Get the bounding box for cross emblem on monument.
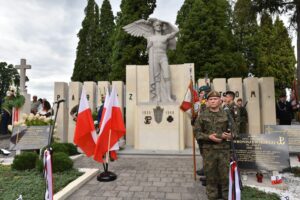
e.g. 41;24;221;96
15;59;31;93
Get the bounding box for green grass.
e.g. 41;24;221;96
291;167;300;177
0;165;83;200
241;186;280;200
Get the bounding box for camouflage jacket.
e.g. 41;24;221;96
224;102;240;133
193;108;234;149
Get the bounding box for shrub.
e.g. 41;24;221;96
12;152;38;171
291;167;300;177
62;143;79;156
52;152;73;172
41;143;78;156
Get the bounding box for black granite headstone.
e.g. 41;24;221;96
265;125;300;153
9;126;51;150
234;133;290;171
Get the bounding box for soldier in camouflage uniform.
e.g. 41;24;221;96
194;90;234;200
223;91;240;137
237;98;248;134
195;85;211;183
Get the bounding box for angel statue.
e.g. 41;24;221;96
123;18;179;102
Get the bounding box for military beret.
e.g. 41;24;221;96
199;85;211;92
207;90;221;99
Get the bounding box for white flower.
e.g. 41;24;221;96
44;118;51;123
39;116;46;120
9;85;16;92
29;113;34;118
35;114;40;118
8;125;13;132
22;113;28;120
6;91;11;96
53;128;57;133
27;116;33;121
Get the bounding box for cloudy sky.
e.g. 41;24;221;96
0;0;184;103
0;0;295;103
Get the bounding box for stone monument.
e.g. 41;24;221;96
124;18;194;150
15;59;31;116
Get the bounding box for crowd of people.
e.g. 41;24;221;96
0;95;53;135
30;95;53;117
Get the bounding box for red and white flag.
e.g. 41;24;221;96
74;88;97;157
43;149;53;200
228;161;241;200
180;80;199;118
94;87;125;163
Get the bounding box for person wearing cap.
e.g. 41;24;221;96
276;92;293;125
236;98;248;134
193;90;234;200
223;91;240;137
196;85;211;185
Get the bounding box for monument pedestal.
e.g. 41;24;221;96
135;103;184;150
126;63;195;150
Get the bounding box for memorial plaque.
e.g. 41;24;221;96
9;126;51;150
265;125;300;153
234;133;290;171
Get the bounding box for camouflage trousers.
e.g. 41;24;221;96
202;148;230;200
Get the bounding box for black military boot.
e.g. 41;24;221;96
196;168;204;176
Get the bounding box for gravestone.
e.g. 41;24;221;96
83;82;96;112
9;125;51;150
68;82;82;143
15;59;31;116
244;77;261;134
97;81;110;109
227;78;243;102
234;133;290;171
197;78;210;89
126;65;137;146
259;77;276;129
212;78;227;98
54;82;68;142
265;125;300;153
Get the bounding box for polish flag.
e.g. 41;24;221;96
74;88;97;157
180;80;199;118
228;161;241;200
94;87;125;163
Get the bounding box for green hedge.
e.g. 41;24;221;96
11;152;38;171
52;152;73;172
42;143;78;156
0;165;83;200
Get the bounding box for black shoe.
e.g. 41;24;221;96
200;176;206;182
196;168;204;176
201;179;206;186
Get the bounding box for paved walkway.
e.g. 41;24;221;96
67;155;208;200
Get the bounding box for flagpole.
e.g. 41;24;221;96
105;129;112;172
189;68;197;181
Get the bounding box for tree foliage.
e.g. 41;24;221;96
0;62;20;101
256;13;296;94
233;0;259;74
171;0;246;79
110;0;156;81
252;0;299;93
72;0;101;82
96;0;115;81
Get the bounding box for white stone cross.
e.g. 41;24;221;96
15;59;31;93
